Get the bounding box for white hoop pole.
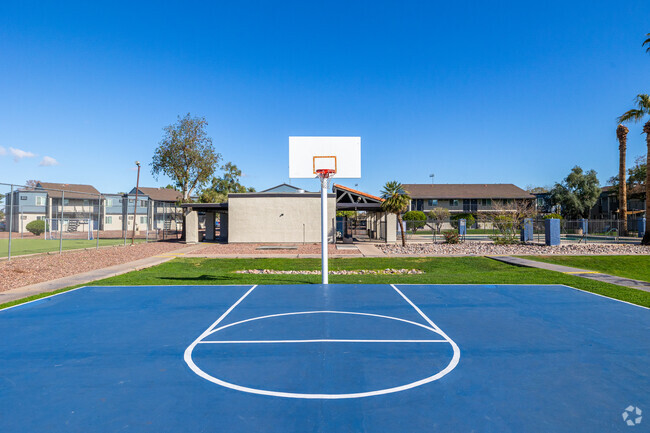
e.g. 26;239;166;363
320;175;328;284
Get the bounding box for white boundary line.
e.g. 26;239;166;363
392;283;650;311
0;284;256;313
184;291;461;399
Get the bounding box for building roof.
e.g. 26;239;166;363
36;182;101;199
402;184;535;199
132;187;183;202
260;183;310;193
333;184;384;202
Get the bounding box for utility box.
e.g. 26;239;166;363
639;218;646;238
458;219;466;237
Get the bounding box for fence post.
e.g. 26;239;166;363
7;185;13;261
639;218;646;238
521;218;533;243
459;218;466;241
59;191;64;254
545;218;561;246
96;195;100;249
580;219;588;244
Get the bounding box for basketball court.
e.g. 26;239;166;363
1;283;648;432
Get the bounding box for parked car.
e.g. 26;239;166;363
0;221;6;231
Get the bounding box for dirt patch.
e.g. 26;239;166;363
0;241;186;292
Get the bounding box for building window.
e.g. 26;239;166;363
450;199;459;206
481;199;491;206
140;200;147;207
35;196;45;206
83;200;89;206
129;199;134;204
140;216;146;224
36;216;44;221
20;195;27;200
106;198;113;207
105;216;113;224
428;199;438;206
64;199;69;206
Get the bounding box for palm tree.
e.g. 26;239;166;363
617;124;629;235
380;181;411;246
644;33;650;53
618;94;650;245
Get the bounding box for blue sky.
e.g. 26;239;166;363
1;1;649;195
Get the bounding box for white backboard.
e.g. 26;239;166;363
289;136;361;178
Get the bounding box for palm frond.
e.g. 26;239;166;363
618;109;645;124
644;33;650;53
635;94;650;110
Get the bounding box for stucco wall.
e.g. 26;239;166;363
228;194;336;243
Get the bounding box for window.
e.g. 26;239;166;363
83;200;89;206
128;215;133;220
36;216;44;221
450;199;459;206
428;199;438;206
140;216;146;224
129;199;134;204
140;200;147;207
35;196;45;206
64;199;69;206
105;216;113;224
20;195;27;200
106;198;113;207
481;199;491;206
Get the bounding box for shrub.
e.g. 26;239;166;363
403;210;426;233
489;234;520;245
26;219;47;236
443;230;461;244
542;213;562;220
450;213;475;229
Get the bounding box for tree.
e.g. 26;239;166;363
151;113;221;202
199;162;256;203
380;181;411;246
617;124;630;234
618;94;650;244
403;210;426;233
549;166;600;219
525;185;550;194
25;180;40;189
644;33;650;53
427;207;450;234
628;155;647;189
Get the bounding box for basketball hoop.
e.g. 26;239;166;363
315;168;336;178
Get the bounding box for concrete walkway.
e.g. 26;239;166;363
0;244;205;305
490;256;650;293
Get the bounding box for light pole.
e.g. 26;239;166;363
131;161;141;246
429;173;435;184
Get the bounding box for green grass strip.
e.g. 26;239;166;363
523;255;650;283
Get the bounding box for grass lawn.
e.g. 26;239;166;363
0;238;145;257
3;257;647;311
524;255;650;283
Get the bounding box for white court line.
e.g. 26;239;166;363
198;339;448;344
184;285;462;399
206;310;439;336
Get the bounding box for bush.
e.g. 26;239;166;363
450;213;475;229
26;219;47;236
403;210;426;232
443;230;461;244
542;213;562;220
489;234;520;245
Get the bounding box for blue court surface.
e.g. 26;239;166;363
1;283;648;432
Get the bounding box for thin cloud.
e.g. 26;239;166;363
0;146;6;156
39;156;59;167
9;147;36;162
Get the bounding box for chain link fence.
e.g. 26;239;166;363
1;182;183;260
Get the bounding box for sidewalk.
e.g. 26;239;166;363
0;244;204;305
489;256;650;293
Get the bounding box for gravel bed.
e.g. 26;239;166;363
377;242;650;256
235;268;423;275
0;241;186;292
190;243;360;255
